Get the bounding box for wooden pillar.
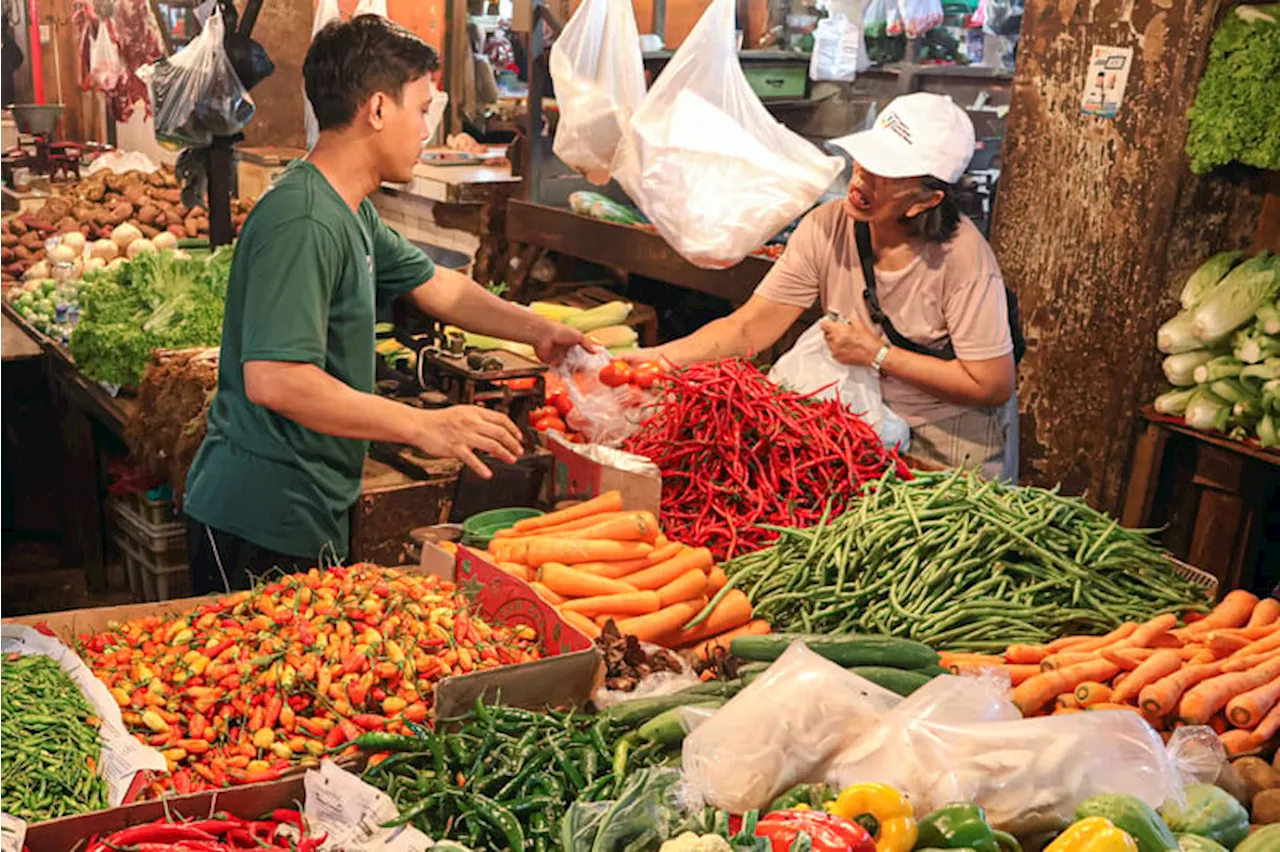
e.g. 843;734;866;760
989;0;1265;512
240;0;313;149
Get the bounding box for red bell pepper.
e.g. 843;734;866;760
755;809;876;852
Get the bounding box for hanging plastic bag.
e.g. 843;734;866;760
808;15;862;82
141;6;254;147
885;0;904;35
550;0;646;186
897;0;944;37
768;320;911;451
88;23;127;92
612;0;842;269
304;0;341;149
863;0;890;35
353;0;388;17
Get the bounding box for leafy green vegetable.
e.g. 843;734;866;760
1185;5;1280;174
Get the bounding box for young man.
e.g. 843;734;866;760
184;15;585;592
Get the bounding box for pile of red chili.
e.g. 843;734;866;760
81;809;323;852
623;358;911;560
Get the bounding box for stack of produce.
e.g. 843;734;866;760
623;357;911;560
443;298;636;361
75;564;542;794
729;632;948;697
1154;251;1280;447
721;469;1210;652
1;653;110;821
82;809;326;851
5;276;84;342
486;491;769;650
971;590;1280;752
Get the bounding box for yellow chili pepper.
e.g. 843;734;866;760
825;783;917;852
140;710;170;734
252;727;275;749
1045;817;1139;852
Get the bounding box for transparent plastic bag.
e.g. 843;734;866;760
768;320;911;451
142;6;254;147
682;642;900;813
612;0;841;269
550;0;646;185
592;639;702;709
304;0;341;149
88;23;127;92
559;768;695;851
897;0;944;37
554;346;649;445
864;0;890;34
808;15;861;82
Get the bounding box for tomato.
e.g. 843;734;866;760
631;363;664;389
529;406;557;423
599;361;633;388
534;416;567;433
548;389;574;417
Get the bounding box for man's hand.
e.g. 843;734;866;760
615;347;672;367
535;323;589;365
413;405;524;479
821;317;883;367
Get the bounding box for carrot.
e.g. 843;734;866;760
1004;644;1050;665
559;609;601;639
621;548;715;591
659;590;755;649
616;599;705;644
1045;634;1104;652
594;615;612;627
1226;673;1280;728
525;539;653;567
644;542;686;566
940;652;1005;670
1075;681;1113;707
1043;651;1105;670
1206;633;1250;658
1119;613;1178;649
1053;707;1084;715
1139;661;1225;717
1148;632;1185;649
1012;659;1121;715
654;534;669;549
1184;589;1260;634
706;566;728;593
538;563;637;598
495;561;532;582
529;582;566;606
1053;622;1139;654
1178;656;1280;724
494;511;629;539
1001;664;1042;686
1218;728;1263;757
575;558;656;580
561;590;662;618
1055;693;1081;711
1252;694;1280;741
1111;649;1183;705
1222;628;1280;669
1100;647;1154;670
656;569;709;608
1247;596;1280;627
512;491;623;533
688;620;771;660
561;511;661;543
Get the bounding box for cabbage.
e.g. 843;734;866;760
1154;387;1196;416
1157;310;1202;354
1192;252;1280;343
1179;250;1243;310
1163;350;1215;386
1184;388;1230;432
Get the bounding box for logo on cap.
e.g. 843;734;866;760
880;111;913;145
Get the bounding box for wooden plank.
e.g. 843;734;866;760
1120;421;1168;528
506;199;773;306
2;314;43;360
1187;488;1243;582
1143;406;1280;468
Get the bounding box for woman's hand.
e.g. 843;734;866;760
820;317;884;367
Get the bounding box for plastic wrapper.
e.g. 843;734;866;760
895;0;944;36
682;642;900;814
554;346;651;446
550;0;646;185
88;24;127;92
140;6;255;148
560;768;700;851
826;673;1222;836
612;0;841;269
768;320;911;451
592;639;702;709
304;0;341;149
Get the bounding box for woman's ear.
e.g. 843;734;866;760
905;187;945;219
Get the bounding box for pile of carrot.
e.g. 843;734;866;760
486;491;771;653
941;590;1280;755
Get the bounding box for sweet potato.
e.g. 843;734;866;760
8;218;27;236
137;203;160;225
123;183;149;204
0;247;13;264
155;188;182;204
166;224;188;239
1;232;17;248
56;216;80;234
12;245;32;262
137;223;160;238
19;231;43;250
82;180;106;202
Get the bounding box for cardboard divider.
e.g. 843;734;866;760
546;432;661;517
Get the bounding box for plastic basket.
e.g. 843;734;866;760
109;497;185;558
1168;556;1219;600
111;530;189;602
132;491;181;526
462;507;543;537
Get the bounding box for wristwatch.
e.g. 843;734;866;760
871;344;891;373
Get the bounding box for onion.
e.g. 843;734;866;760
83;256;106;272
47;244;78;264
152;231;178;251
60;232;87;254
126;238;157;259
111;223;143;252
90;239;119;260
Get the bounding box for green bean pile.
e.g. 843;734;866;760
726;470;1211;652
1;653;110;821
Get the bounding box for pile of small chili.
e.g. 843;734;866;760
623;358;910;560
74;564;542;795
81;809;324;852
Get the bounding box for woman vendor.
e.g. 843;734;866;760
625;93;1021;479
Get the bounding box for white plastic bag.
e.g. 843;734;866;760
141;6;255;147
353;0;388;17
768;320;911;451
897;0;944;37
88;23;127;92
682;642;900;813
612;0;841;269
808;16;862;82
550;0;646;185
304;0;341;149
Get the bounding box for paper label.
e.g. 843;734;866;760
1080;45;1133;119
304;761;433;852
0;814;27;852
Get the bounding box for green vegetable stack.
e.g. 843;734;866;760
1185;4;1280;174
1153;251;1280;447
0;653;110;822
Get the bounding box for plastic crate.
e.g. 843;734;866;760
107;497;189;601
111;530;189;602
132;491;181;526
109;497;185;562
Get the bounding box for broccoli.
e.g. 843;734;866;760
1185;4;1280;174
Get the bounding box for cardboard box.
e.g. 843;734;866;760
546;432;662;518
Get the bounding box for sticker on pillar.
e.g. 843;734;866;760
1080;45;1133;119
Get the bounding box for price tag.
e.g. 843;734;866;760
304;762;431;852
1;814;27;852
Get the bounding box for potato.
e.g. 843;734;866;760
1255;788;1280;825
1220;760;1256;808
82;181;106;202
90;238;118;260
1235;757;1279;804
83;256;106;272
22;260;48;280
106;257;125;271
47;244;78;264
64;229;91;253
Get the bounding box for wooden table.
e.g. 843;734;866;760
1122;406;1280;595
2;314;42;361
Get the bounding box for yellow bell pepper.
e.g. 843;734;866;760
825;783;917;852
1046;817;1140;852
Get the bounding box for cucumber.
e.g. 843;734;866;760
730;634;939;669
635;700;723;746
914;664;951;677
599;681;739;727
847;666;934;696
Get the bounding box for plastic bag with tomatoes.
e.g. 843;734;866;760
545;347;662;446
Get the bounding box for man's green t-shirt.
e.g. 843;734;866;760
184;161;436;560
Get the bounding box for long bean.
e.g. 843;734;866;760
725;471;1211;651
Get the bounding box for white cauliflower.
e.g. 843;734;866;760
659;832;732;852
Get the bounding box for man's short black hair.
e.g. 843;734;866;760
303;15;440;131
904;176;962;243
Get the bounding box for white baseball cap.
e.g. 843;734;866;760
830;93;976;184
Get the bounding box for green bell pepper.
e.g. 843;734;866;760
1235;825;1280;852
1076;794;1178;852
915;803;1020;852
1159;784;1250;850
769;783;834;814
